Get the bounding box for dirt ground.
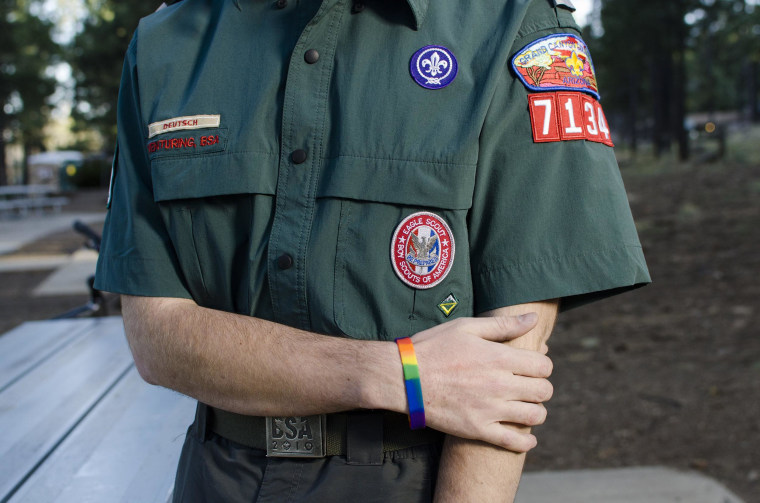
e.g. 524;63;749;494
1;159;758;500
526;157;760;501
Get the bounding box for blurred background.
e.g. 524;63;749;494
0;0;758;501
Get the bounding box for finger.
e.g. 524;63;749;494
541;342;549;355
498;401;548;427
503;348;554;378
466;313;538;343
480;424;538;453
499;375;554;403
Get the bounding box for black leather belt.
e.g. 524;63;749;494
205;405;443;459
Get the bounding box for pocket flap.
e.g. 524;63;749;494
316;157;475;210
151;152;279;202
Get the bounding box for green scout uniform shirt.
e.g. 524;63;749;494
95;0;651;341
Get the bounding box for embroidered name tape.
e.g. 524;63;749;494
528;91;613;146
511;34;599;99
147;134;222;154
410;45;458;90
148;114;221;138
391;212;455;289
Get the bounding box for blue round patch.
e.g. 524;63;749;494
410;45;458;90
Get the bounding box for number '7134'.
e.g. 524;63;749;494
528;91;614;147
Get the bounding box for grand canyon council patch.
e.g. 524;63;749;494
511;34;599;99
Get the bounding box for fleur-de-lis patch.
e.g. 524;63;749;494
410;45;458;90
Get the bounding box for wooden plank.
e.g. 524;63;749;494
0;185;54;198
0;197;69;217
8;368;195;503
0;319;100;392
0;317;133;501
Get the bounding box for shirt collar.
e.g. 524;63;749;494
405;0;429;29
229;0;427;28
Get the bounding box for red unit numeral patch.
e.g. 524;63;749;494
528;92;613;147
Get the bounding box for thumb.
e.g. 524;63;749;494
470;313;538;343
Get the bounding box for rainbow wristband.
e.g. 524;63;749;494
395;337;426;430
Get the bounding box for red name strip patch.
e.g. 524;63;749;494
528;92;613;146
147;135;220;153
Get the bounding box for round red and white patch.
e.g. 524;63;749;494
391;212;455;290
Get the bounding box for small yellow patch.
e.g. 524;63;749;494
438;294;459;317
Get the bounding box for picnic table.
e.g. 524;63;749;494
0;317;195;503
0;318;746;503
0;185;69;218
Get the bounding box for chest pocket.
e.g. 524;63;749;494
150;151;279;314
318;157;477;341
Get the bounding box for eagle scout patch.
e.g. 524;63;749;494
391;212;455;289
438;293;459;317
511;34;599;99
410;45;458;90
147;114;221;138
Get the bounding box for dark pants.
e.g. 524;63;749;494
172;416;443;502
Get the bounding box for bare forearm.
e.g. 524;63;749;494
122;295;406;417
435;300;559;502
122;295;554;452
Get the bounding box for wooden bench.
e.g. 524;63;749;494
2;320;745;503
0;197;70;218
0;185;69;218
0;185;55;198
0;317;195;502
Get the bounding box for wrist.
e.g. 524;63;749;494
356;340;407;413
395;337;426;429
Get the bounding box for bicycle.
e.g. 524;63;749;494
50;220;113;319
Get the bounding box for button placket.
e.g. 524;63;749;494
267;0;347;329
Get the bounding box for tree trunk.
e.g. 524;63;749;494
628;72;638;154
0;114;7;186
674;29;689;161
0;136;7;186
22;142;37;185
651;55;672;158
750;61;759;123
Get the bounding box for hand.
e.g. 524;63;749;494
411;314;553;452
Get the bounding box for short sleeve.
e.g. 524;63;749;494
468;5;650;313
94;35;192;299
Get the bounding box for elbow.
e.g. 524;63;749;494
133;356;160;386
122;294;186;388
125;323;162;386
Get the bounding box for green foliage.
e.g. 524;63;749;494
588;0;760;159
0;0;60;183
68;0;162;149
686;1;760;114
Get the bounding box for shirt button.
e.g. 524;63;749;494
275;0;287;9
304;49;320;64
291;149;308;164
277;254;294;270
351;2;365;13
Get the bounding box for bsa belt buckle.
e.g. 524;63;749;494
266;414;326;458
